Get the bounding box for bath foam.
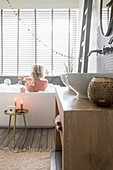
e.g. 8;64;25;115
0;83;59;93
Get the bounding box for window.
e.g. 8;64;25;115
0;9;79;76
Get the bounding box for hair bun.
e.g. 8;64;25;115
31;64;44;79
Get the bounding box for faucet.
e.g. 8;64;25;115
87;46;113;57
108;36;113;44
87;50;103;57
4;79;11;86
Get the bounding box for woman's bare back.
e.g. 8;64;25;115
25;78;48;92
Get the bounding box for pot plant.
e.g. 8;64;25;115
64;62;73;73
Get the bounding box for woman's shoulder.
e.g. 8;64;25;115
40;78;48;83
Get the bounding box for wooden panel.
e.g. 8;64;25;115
24;129;35;149
0;128;5;136
8;128;23;149
0;129;13;147
48;128;55;151
59;131;63;147
63;110;113;170
15;129;28;149
52;129;55;151
39;129;48;151
0;129;8;145
0;128;55;151
55;99;62;151
31;129;41;150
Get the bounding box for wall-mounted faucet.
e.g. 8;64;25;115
87;46;113;57
87;50;103;57
108;36;113;44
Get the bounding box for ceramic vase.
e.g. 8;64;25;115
87;77;113;106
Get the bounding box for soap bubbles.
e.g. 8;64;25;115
4;79;11;86
18;80;22;85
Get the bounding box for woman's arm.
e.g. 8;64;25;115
25;82;35;92
18;76;33;81
18;76;25;81
55;115;62;131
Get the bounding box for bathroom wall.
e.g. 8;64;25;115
97;27;113;73
0;76;64;86
88;0;113;73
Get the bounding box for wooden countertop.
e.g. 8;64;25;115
55;87;113;112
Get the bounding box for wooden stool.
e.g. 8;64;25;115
4;109;29;140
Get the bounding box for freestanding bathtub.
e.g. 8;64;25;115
0;84;56;127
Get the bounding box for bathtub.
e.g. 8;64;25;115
0;84;56;128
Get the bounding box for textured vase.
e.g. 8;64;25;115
87;77;113;106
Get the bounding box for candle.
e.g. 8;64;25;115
14;98;17;106
20;100;23;110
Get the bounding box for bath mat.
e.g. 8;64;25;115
0;151;50;170
0;146;53;152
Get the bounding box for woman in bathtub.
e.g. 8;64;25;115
19;64;48;92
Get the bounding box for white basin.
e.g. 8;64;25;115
60;74;69;87
65;73;113;98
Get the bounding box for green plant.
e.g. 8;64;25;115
64;63;73;73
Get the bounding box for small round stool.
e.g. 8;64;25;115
4;109;29;140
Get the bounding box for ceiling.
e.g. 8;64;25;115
0;0;80;9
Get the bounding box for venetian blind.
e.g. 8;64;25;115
3;9;17;75
0;10;1;74
0;9;79;76
53;9;68;75
102;8;108;34
19;9;35;75
70;9;78;73
36;9;51;74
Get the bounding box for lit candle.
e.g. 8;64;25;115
14;98;17;106
20;100;23;110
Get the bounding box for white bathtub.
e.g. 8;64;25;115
0;84;56;127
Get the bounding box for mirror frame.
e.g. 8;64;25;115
100;0;113;36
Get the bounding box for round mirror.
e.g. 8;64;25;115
100;0;113;36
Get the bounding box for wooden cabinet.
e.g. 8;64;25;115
55;87;113;170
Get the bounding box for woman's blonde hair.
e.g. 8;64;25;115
30;64;44;79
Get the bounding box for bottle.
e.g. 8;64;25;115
51;66;54;76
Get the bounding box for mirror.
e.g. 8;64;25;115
100;0;113;36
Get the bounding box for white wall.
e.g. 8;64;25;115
0;0;81;9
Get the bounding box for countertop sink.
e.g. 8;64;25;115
61;73;113;98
